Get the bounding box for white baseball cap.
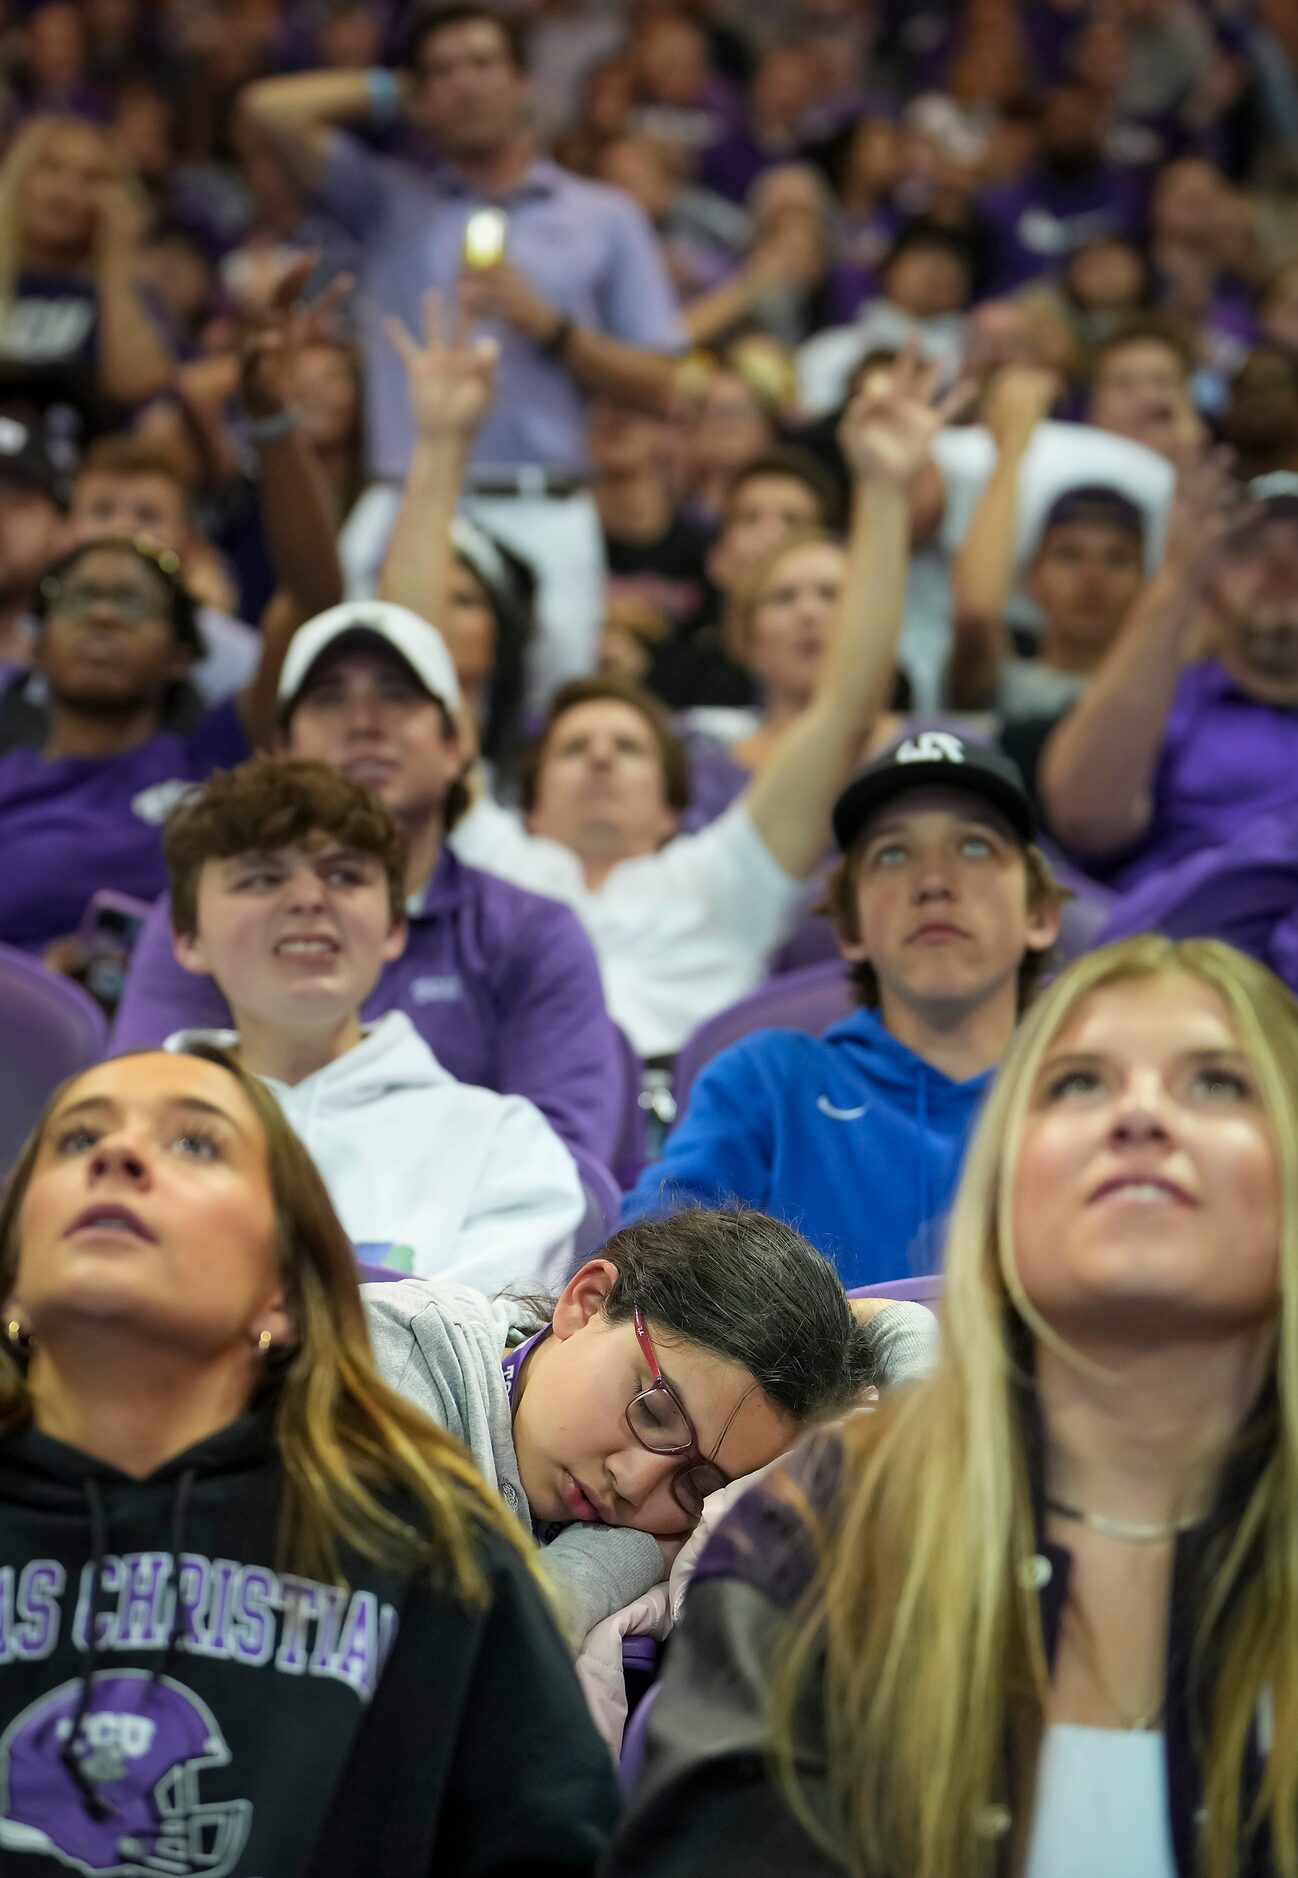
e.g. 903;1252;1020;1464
277;600;462;714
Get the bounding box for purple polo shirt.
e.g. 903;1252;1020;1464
110;845;621;1163
0;700;249;955
1088;660;1298;894
318;140;685;479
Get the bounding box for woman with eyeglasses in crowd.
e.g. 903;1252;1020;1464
610;936;1298;1878
0;1043;619;1877
364;1208;931;1638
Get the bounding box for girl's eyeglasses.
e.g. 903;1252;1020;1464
626;1308;730;1519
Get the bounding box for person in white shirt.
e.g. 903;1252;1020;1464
898;316;1179;707
159;752;583;1289
376;303;971;1060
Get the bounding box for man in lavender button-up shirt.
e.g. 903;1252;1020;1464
239;6;684;483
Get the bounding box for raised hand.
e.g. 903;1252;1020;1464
1162;442;1248;584
90;174;149;261
982;363;1064;453
457;260;559;346
238;252;354;420
838;343;975;490
384;290;499;445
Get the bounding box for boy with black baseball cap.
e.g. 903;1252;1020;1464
622;732;1066;1286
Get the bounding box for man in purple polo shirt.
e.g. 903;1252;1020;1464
238;1;684;693
1037;469;1298;893
111;600;621;1165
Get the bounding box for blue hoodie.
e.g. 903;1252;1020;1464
621;1008;991;1287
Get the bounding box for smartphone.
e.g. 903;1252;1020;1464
463;207;507;270
76;890;149;1008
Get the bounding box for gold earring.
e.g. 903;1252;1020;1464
6;1320;22;1345
258;1329;273;1354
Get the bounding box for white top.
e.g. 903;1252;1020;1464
1025;1725;1176;1878
898;420;1174;710
167;1013;583;1293
796;302;969;420
449;798;805;1059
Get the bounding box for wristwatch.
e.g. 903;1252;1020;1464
540;314;574;359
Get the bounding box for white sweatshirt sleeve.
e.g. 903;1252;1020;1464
413;1097;586;1295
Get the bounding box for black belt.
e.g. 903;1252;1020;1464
466;469;589;500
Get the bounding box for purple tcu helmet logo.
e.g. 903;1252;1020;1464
0;1673;251;1875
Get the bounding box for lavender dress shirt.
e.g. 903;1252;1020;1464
317;140;685;479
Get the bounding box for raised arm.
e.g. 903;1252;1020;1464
1039;449;1243;861
236;68;395;196
744;351;973;880
235;261;346;746
91;177;175;406
377;293;498;622
947;365;1060;709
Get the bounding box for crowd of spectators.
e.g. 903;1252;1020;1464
2;0;1298;1870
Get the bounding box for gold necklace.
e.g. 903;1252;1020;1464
1060;1600;1165;1733
1046;1494;1200;1546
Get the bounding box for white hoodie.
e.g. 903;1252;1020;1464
168;1013;584;1293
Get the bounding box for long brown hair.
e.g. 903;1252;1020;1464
0;1046;538;1602
769;937;1298;1878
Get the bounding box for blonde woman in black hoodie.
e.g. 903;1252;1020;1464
0;1044;618;1878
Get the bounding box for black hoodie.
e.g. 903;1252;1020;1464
0;1406;619;1878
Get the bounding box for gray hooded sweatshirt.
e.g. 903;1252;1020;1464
362;1279;938;1639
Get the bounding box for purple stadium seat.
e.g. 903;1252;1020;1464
610;1022;648;1190
671;961;852;1121
571;1148;623;1260
619;1678;662;1793
0;943;108;1173
849;1275;944;1307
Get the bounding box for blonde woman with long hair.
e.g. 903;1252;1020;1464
608;935;1298;1878
0;1046;618;1877
0;115;173;408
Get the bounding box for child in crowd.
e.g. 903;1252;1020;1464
624;735;1065;1286
365;1207;935;1638
0;1048;616;1877
610;936;1298;1875
160;754;583;1290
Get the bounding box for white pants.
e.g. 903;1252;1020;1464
339;481;606;709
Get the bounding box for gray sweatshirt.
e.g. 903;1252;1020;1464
362;1279;939;1640
364;1278;665;1639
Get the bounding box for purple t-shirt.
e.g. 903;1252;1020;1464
1092;660;1298;893
110;846;621;1163
976;166;1146;294
0;700;249;954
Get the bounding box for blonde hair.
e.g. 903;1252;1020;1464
0;116;131;302
731;527;842;655
0;1047;540;1604
771;936;1298;1878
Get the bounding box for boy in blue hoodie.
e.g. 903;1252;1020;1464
621;734;1066;1285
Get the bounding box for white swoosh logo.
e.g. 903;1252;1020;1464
816;1097;870;1121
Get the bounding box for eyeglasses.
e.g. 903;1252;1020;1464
627;1308;730;1519
42;582;165;626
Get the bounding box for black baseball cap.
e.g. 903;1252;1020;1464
832;732;1035;851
